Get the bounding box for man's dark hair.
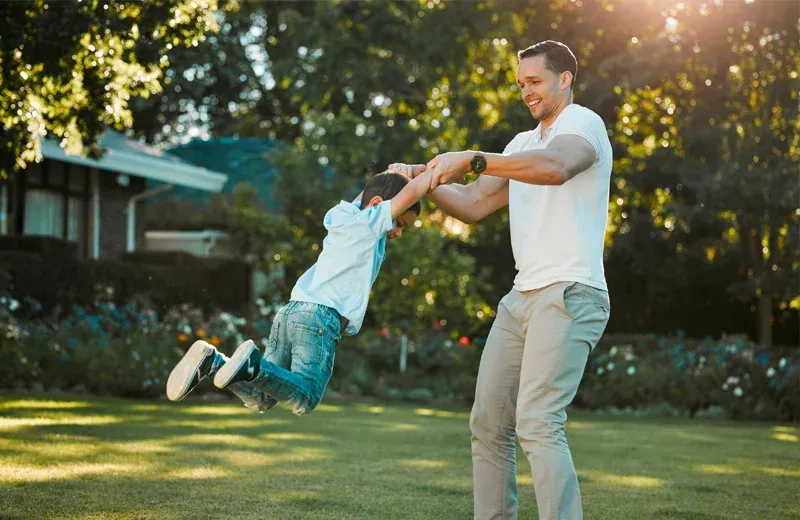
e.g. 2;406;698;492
362;172;421;216
517;40;577;88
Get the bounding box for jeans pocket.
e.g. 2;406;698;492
291;323;324;365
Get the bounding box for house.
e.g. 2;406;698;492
0;130;228;259
142;137;281;259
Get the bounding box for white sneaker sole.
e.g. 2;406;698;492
166;340;214;401
213;339;257;389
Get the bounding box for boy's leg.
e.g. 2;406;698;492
225;308;291;411
215;305;339;415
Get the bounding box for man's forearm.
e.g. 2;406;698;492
483;150;567;185
427;184;480;224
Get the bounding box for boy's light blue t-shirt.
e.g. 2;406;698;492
290;199;394;335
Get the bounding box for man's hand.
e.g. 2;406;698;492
425;151;473;189
387;163;427;180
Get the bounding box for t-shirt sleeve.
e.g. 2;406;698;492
502;134;523;155
555;108;607;157
360;199;394;237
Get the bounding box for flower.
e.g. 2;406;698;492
627;366;636;375
8;298;19;312
459;336;470;347
196;328;206;338
779;358;788;369
733;387;743;397
208;336;220;346
609;346;619;357
606;362;615;371
766;367;776;378
178;333;188;342
597;368;604;375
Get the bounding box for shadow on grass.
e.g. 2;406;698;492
0;393;798;520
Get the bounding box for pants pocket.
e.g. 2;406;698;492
291;322;325;365
557;282;579;320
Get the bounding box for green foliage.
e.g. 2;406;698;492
578;334;799;421
610;2;799;344
0;0;218;179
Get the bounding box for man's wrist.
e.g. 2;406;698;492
469;151;487;174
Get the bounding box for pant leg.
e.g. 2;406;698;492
516;282;610;520
227;308;289;411
471;290;526;520
249;305;339;415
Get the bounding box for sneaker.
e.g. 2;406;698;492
213;339;261;389
166;340;217;401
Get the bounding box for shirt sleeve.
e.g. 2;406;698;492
555;108;607;157
502;133;523;155
360;199;394;237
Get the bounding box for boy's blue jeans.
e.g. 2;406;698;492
219;301;343;415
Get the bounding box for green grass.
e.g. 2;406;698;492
0;393;797;520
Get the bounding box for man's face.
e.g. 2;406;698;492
516;55;570;121
388;210;417;240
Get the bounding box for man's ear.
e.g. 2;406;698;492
560;71;573;91
367;195;384;207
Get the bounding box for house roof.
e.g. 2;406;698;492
39;130;228;192
166;137;281;209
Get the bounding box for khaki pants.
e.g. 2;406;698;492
471;282;610;520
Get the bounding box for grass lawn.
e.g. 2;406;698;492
0;392;797;520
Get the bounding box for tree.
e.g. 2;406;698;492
612;2;799;345
0;0;217;180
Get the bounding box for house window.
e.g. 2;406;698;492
0;184;8;236
24;189;65;237
21;161;90;251
67;196;83;241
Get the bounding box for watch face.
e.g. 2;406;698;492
472;154;486;173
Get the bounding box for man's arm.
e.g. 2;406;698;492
427;134;597;187
484;135;596;185
387;163;508;224
427;176;509;224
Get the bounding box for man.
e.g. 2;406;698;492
389;40;612;520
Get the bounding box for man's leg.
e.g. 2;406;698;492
471;290;526;520
516;282;610;520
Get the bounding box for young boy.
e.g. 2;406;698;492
166;170;432;415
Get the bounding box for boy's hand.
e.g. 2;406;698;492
387;163;427;180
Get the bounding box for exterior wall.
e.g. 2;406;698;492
144;230;234;258
97;172;147;259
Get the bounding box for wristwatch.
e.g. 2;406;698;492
470;151;487;174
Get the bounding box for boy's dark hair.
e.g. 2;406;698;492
362;172;421;216
517;40;577;88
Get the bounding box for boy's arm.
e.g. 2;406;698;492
387;163;508;224
390;171;433;220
